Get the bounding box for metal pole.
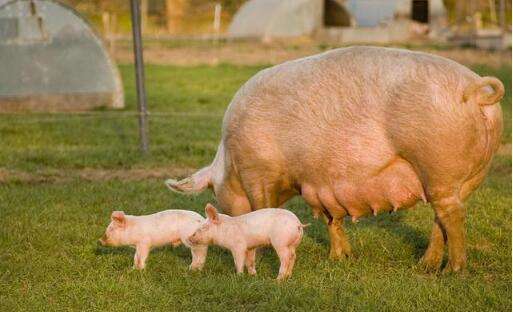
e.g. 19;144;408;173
499;0;506;30
130;0;149;154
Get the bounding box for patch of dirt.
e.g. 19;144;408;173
0;167;194;184
113;41;512;68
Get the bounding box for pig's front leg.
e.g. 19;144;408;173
326;217;352;260
189;245;208;271
133;243;150;270
231;247;247;274
245;248;257;275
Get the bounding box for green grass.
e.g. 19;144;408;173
0;63;511;311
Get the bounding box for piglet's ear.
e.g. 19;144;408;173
111;211;126;225
205;203;219;224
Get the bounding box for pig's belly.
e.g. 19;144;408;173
300;156;426;218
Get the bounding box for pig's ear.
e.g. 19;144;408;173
205;203;219;224
111;211;126;226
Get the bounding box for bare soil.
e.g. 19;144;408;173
0;167;194;184
113;40;512;67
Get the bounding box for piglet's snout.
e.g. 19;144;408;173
98;234;108;246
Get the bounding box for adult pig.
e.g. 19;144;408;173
166;46;504;273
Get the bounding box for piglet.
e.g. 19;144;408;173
188;203;308;280
99;210;208;270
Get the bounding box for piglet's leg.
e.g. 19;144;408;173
189;245;208;271
285;248;296;278
231;248;247;274
276;247;292;280
134;244;150;270
245;248;257;275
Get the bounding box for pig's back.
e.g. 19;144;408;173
239;209;300;235
139;210;204;245
154;210;204;223
224;47;480;171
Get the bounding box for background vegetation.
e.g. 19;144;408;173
58;0;512;36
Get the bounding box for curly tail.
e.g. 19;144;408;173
165;166;212;195
463;76;505;106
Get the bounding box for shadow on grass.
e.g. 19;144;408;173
354;212;430;259
94;245;134;256
94;244;193;259
303;211;430;260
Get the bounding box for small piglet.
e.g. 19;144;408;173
99;210;208;270
188;203;308;280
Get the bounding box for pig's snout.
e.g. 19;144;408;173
187;233;199;245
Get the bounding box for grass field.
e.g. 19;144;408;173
0;62;511;311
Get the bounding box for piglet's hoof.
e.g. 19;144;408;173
276;276;288;282
188;265;203;272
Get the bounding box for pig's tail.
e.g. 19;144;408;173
463;76;505;106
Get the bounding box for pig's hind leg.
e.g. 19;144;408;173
433;198;466;273
275;246;293;280
419;216;446;272
216;175;252;216
283;226;303;278
419;183;466;273
244;178;280;210
285;248;296;278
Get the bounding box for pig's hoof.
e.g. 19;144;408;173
189;264;203;271
418;257;442;273
247;268;257;276
276;275;288;282
329;249;352;261
442;262;466;275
